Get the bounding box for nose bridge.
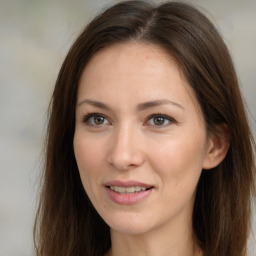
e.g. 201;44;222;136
108;121;143;169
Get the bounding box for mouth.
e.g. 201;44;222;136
107;185;151;194
104;180;154;204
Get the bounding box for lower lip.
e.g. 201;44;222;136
105;187;153;205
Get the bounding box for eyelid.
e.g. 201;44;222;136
81;112;177;128
145;113;177;127
82;112;111;126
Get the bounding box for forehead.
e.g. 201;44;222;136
82;42;179;78
78;42;202;115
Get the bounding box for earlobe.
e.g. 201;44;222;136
203;124;230;170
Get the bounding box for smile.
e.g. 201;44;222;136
109;186;147;194
105;181;154;205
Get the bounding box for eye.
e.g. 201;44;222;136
146;114;176;127
83;113;110;126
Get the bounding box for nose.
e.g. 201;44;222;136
107;124;145;170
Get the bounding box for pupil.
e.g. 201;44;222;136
154;117;164;125
95;116;104;124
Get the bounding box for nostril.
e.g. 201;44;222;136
107;150;145;170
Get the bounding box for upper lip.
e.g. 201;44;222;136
105;180;154;188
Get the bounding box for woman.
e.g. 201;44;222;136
34;1;255;256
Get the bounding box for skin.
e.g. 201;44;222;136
73;42;228;256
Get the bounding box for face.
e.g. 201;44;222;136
74;42;211;235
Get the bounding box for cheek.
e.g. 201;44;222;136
149;135;206;191
73;134;106;192
147;139;205;220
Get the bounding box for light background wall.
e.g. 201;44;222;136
0;0;255;255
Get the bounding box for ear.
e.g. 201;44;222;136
203;124;230;170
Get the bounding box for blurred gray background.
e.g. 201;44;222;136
0;0;255;255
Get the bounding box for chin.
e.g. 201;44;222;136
110;223;150;235
103;212;155;235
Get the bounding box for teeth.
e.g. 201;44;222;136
109;186;147;194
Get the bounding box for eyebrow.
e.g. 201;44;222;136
137;99;184;111
77;99;111;110
77;99;184;111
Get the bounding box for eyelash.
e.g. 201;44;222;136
146;113;176;127
82;112;176;128
82;113;110;126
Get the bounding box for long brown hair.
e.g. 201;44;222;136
34;1;255;255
